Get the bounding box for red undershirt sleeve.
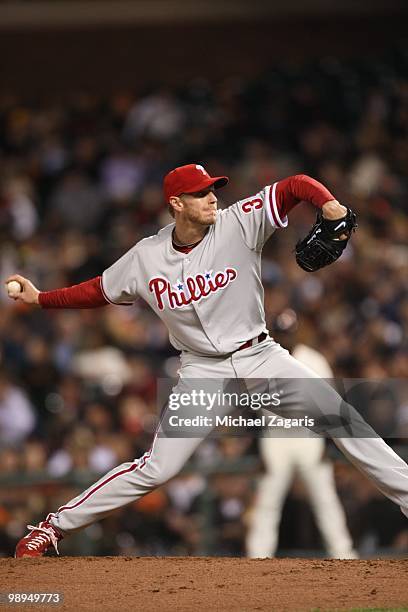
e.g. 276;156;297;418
38;276;108;309
274;174;335;218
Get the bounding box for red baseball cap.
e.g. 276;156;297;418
163;164;229;203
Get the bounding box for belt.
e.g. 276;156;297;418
236;332;268;352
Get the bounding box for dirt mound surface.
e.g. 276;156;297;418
1;557;407;611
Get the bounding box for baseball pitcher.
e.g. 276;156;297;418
6;163;408;557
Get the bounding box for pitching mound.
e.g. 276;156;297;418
2;557;408;611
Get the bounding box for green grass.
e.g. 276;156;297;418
349;608;408;611
311;608;408;612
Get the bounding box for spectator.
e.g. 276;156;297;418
0;370;36;446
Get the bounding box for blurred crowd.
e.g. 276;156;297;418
0;45;408;557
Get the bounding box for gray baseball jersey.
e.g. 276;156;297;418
102;183;287;356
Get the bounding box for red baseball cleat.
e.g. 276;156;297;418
15;521;62;558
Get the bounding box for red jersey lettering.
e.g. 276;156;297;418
148;267;238;311
242;198;263;213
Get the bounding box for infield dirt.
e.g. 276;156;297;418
1;557;407;611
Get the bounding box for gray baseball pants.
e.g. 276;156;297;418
48;339;408;534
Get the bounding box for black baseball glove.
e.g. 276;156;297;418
295;207;357;272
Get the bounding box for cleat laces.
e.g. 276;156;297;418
26;524;60;555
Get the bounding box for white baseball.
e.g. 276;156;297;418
6;280;22;297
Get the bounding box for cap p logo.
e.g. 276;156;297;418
195;165;208;176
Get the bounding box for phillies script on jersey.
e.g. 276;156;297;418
149;267;238;311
